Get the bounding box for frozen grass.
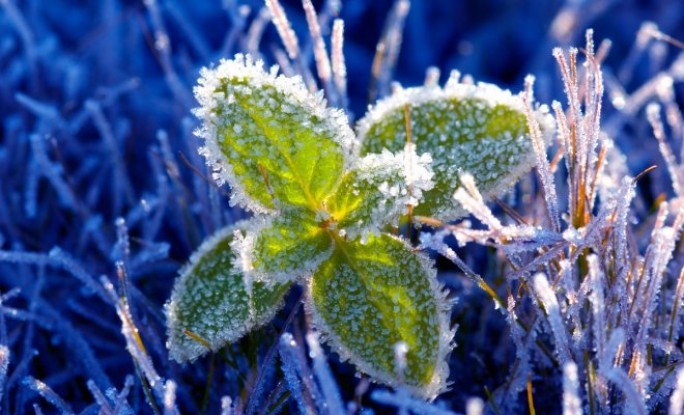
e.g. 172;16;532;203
0;0;683;413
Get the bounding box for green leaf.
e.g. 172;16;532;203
166;222;291;363
232;209;333;284
309;233;451;398
357;81;554;221
194;54;355;213
326;145;433;241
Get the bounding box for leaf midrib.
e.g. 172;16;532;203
324;232;434;383
233;93;324;212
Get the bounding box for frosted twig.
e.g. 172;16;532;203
587;255;606;360
303;0;333;101
521;76;557;231
29;135;80;213
101;275;174;414
508;242;567;280
23;377;75;415
371;389;458;415
306;332;344;415
221;2;250;57
87;379;113;414
163;380;177;415
532;273;572;366
619;22;658;84
278;333;315;415
245;7;271;57
265;0;300;60
453;174;502;231
562;362;582;415
331;19;348;111
647;103;683;195
369;0;410;100
421;230;506;311
15;94;66;130
113;375;135;414
604;369;647;415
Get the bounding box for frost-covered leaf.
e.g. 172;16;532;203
230;209;333;284
326;144;433;241
166;223;291;362
309;233;451;399
194;54;355;213
357;81;555;220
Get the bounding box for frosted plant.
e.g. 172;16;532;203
165;52;548;399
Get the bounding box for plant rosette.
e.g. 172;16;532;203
165;54;553;399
